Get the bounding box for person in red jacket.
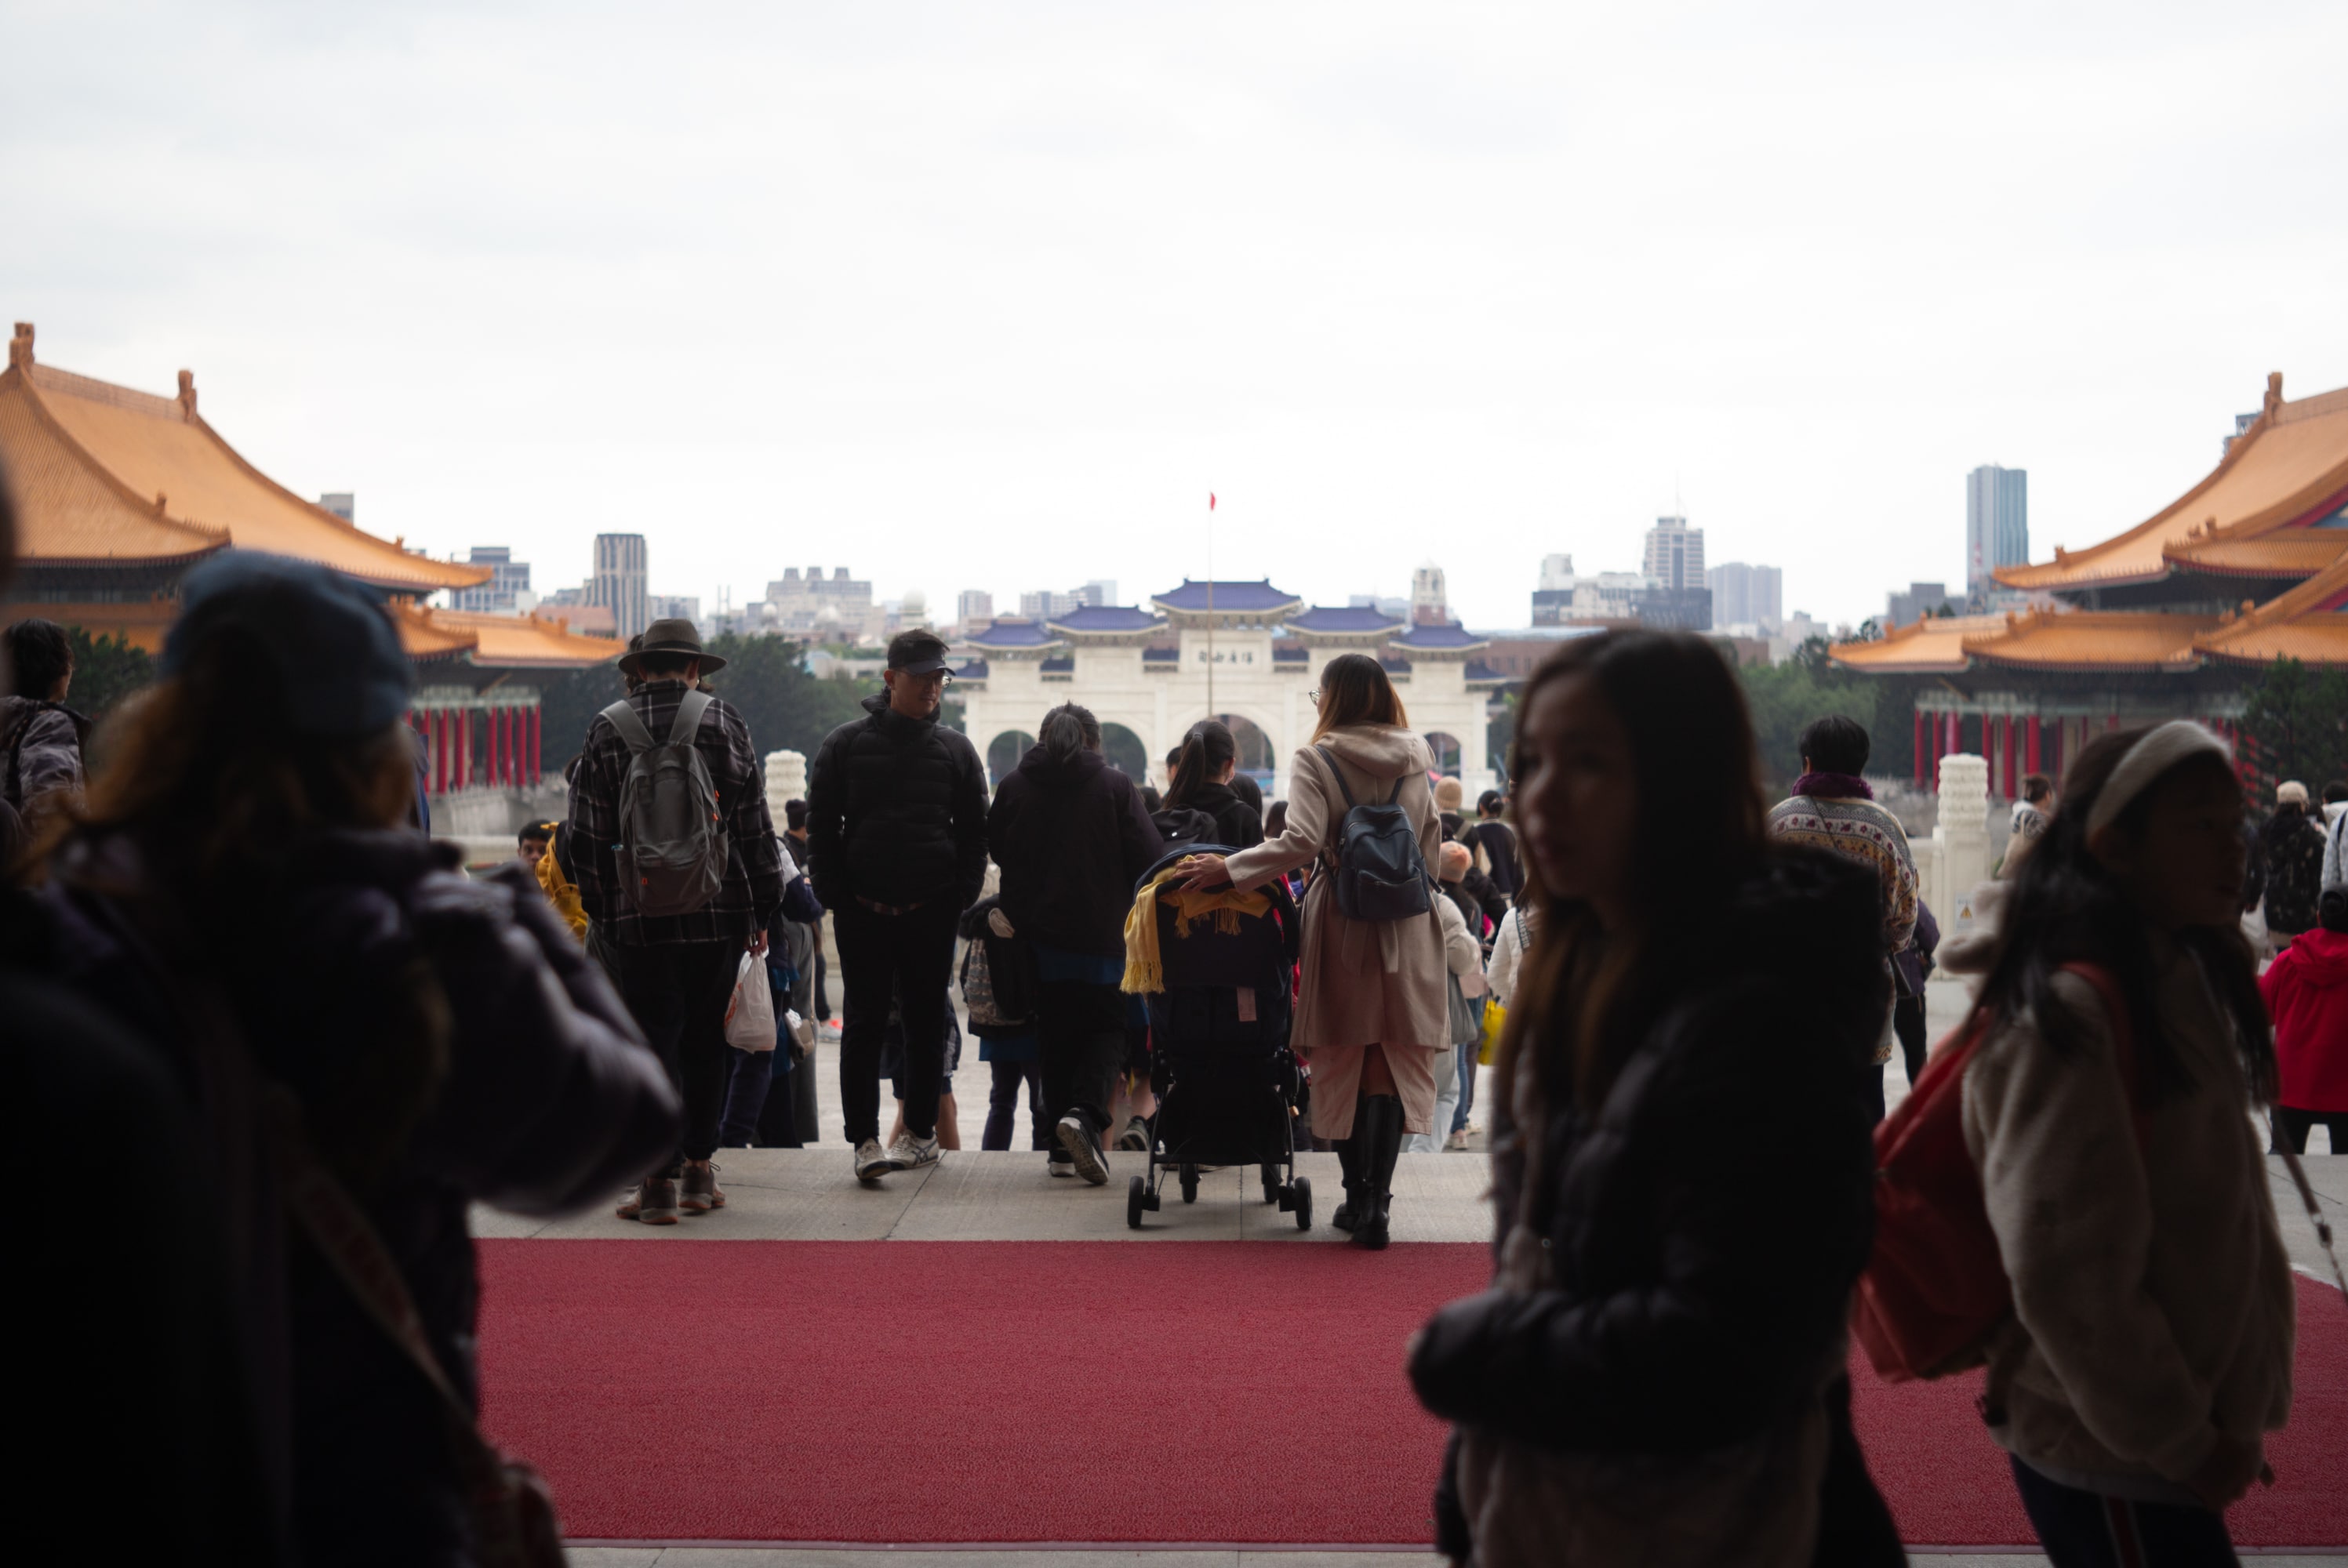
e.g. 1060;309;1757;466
2262;887;2348;1154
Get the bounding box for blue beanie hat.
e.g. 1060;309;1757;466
162;552;413;738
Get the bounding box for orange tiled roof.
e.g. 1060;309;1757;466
1;323;487;596
1827;613;2005;673
2194;551;2348;666
1998;375;2348;593
2162;532;2346;578
1961;610;2215;673
411;605;624;669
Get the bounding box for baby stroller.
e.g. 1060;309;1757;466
1125;843;1311;1230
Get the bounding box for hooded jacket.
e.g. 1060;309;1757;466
805;692;990;911
2263;924;2348;1112
1165;778;1262;851
988;744;1163;956
2261;803;2329;935
1409;849;1890;1564
42;829;679;1567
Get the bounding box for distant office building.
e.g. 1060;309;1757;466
647;593;701;626
1532;555;1648;626
1965;466;2027;604
1412;563;1449;626
1350;592;1411;620
1020;589;1084;620
1077;580;1116;609
763;566;881;638
1634;586;1714;631
958;590;994;630
591;533;649;641
453;546;532;614
1707;561;1782;633
1643;516;1706;593
1885;581;1952;629
318;492;355;521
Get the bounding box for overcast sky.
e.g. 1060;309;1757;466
6;1;2345;630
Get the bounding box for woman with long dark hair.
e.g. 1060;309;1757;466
987;701;1164;1181
1407;630;1898;1566
1163;718;1263;850
35;554;678;1566
1175;652;1445;1249
1946;722;2292;1565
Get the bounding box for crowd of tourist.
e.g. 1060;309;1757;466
5;459;2341;1563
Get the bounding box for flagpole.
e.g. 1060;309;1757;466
1206;491;1216;718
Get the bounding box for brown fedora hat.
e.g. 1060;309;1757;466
617;617;726;677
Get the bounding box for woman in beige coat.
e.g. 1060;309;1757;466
1176;653;1446;1249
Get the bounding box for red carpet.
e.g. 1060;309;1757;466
477;1241;2346;1547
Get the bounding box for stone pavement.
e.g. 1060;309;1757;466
495;978;2345;1564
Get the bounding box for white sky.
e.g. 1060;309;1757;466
5;1;2346;630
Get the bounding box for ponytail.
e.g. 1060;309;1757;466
1165;719;1237;808
1038;702;1100;766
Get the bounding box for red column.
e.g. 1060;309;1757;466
2001;714;2017;798
457;709;471;790
1914;707;1927;786
2026;713;2041;776
433;710;448;795
530;703;543;782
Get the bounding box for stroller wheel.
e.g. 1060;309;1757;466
1126;1175;1147;1231
1292;1177;1313;1231
1179;1165;1200;1204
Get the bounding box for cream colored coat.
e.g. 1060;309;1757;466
1224;724;1447;1138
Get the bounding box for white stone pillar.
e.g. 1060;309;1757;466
1935;753;1991;933
764;749;807;822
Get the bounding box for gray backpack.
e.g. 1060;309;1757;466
599;691;729;917
1314;745;1434;922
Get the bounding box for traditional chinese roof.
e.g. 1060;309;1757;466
1285;604;1404;635
1961;611;2216;673
0;324;487;596
1150;579;1301;615
1391;621;1488;652
1464;659;1507;685
405;605;624;670
1997;374;2348;594
951;659;990;681
1045;604;1165;637
2194;552;2348;666
2161;529;2346;579
961;617;1063;650
1828;613;2007;674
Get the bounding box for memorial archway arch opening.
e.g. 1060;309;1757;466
1171;706;1285;790
985;729;1035;787
1098;721;1149;779
1423;731;1464;778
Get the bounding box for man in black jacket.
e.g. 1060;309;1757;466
807;630;989;1181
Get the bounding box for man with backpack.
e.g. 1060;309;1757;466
806;629;990;1182
570;619;784;1225
2;617;89;840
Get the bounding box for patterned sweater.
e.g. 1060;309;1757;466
1765;793;1919;961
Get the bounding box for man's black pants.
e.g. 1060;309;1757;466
833;900;958;1145
612;938;742;1178
1037;980;1127;1141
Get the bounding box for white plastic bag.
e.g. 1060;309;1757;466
725;952;777;1051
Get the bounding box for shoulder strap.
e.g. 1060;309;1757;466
666;688;715;747
1314;746;1361;811
599;698;657;755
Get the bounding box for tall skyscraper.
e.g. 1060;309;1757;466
1642;516;1706;591
1966;465;2028;604
1706;561;1783;633
591;533;649;641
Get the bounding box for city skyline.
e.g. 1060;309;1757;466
6;4;2343;630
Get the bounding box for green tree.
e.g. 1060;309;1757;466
60;628;154;720
700;633;880;762
2240;657;2348;794
1737;654;1882;795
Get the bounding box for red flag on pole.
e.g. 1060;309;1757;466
1209;492;1216;510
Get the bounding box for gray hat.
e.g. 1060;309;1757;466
162;551;411;738
618;617;726;677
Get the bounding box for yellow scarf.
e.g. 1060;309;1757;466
1120;858;1273;994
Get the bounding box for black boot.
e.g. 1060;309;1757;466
1330;1120;1363;1232
1352;1094;1404;1250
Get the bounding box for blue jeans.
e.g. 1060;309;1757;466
2010;1457;2238;1567
1451;1040;1476;1134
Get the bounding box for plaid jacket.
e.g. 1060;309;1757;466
568;681;783;946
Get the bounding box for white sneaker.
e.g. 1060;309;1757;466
1445;1128;1470;1152
888;1131;941;1171
854;1138;896;1184
1056;1114;1109;1185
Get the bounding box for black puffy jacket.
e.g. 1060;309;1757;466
1165;779;1262;851
44;829;678;1568
988;745;1164;958
806;694;990;911
1408;848;1895;1562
